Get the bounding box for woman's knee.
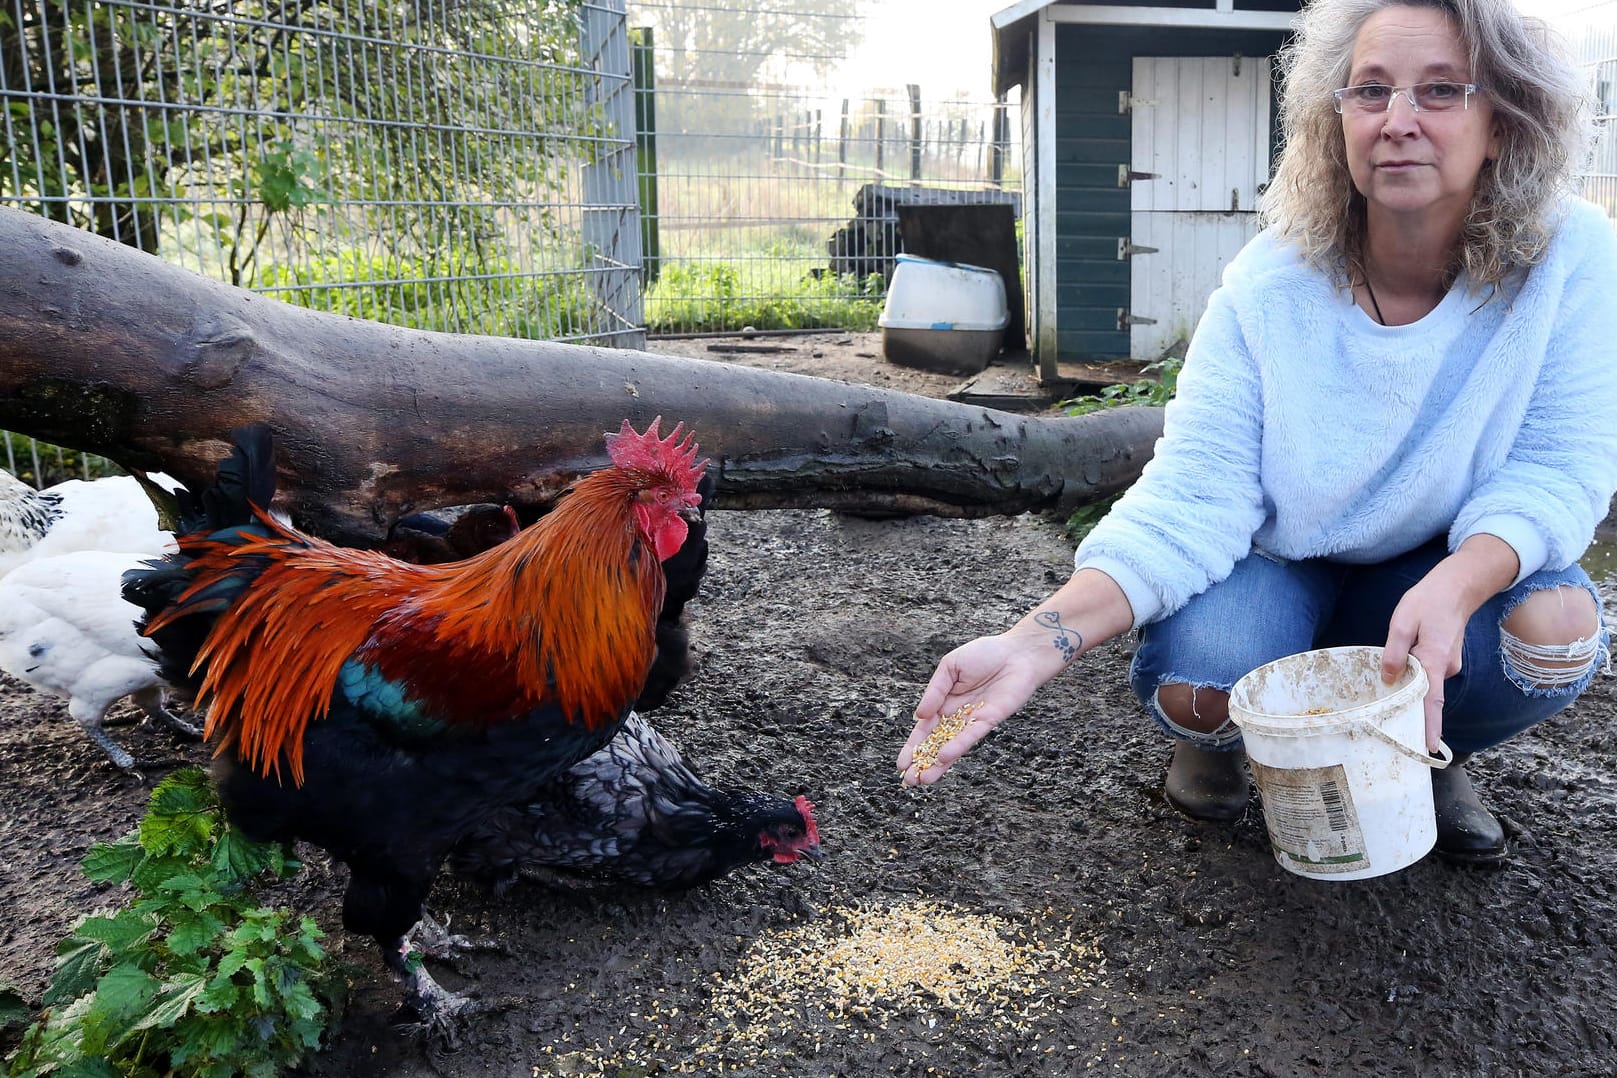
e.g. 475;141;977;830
1157;682;1233;735
1498;584;1606;691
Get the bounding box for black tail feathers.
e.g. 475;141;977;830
174;424;279;536
122;425;280;694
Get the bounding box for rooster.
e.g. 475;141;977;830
450;711;821;891
122;419;706;1037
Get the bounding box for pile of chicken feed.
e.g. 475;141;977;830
687;899;1105;1071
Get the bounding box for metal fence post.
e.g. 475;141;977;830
633;26;661;286
580;0;645;349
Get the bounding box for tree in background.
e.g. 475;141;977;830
632;0;862;146
0;0;593;299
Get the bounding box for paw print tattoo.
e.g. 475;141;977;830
1033;610;1082;664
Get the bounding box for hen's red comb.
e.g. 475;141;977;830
604;416;707;488
794;795;821;846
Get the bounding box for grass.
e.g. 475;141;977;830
645;258;885;334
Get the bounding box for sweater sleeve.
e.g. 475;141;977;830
1450;202;1617;579
1074;267;1270;626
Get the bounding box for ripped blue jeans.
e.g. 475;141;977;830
1129;538;1611;755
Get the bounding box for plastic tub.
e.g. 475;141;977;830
879;255;1008;375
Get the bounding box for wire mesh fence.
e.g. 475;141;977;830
1561;0;1617;216
1;0;641;346
1;0;643;485
627;1;1021;337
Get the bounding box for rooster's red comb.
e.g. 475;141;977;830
604;416;706;488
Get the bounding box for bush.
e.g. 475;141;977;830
3;770;341;1078
252;248;605;341
1;434;122;487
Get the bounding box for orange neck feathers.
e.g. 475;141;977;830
170;468;669;785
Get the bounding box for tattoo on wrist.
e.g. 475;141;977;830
1033;610;1082;664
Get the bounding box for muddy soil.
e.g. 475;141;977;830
2;334;1615;1077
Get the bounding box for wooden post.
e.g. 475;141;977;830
875;98;886;176
838;98;849;178
991;94;1009;188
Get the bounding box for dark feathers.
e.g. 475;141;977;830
450;711;820;891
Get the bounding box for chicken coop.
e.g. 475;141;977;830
991;0;1300;378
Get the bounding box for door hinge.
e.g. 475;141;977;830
1119;91;1155;113
1117;239;1160;259
1233;53;1243;77
1117;165;1160;187
1118;309;1158;330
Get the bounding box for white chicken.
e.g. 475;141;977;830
0;549;201;771
1;470;176;579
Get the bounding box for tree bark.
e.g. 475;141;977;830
0;205;1162;545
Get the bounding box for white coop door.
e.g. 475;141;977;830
1128;56;1271;360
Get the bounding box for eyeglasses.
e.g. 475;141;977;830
1332;81;1480;114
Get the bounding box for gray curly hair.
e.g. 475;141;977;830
1261;0;1592;291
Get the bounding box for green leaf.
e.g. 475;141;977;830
86;963;159;1029
214;947;249;981
131;971;207;1031
73;912;159;953
44;940;105;1008
166;909;229;956
195;975;241;1014
0;983;32;1031
211;829;276;882
81;837;143;883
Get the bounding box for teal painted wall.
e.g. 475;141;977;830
1052;23;1289;361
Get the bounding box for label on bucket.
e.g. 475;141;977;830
1248;761;1369;874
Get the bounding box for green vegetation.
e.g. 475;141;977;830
1059;354;1184;539
645;260;885;334
0;435;121;487
3;0;598;325
3;770;340;1078
252;248;603;341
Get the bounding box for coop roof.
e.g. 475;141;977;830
990;0;1301;97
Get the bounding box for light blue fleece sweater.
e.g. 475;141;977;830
1076;197;1617;628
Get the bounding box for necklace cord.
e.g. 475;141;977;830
1363;275;1387;325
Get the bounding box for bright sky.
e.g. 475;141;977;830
832;0;1003;100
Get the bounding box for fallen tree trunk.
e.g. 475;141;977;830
0;205;1163;545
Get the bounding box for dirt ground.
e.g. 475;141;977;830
3;332;1616;1077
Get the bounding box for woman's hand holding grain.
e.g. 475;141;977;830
898;633;1052;785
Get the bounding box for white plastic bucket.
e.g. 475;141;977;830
1228;645;1453;881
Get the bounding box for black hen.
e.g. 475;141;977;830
449;711;821;891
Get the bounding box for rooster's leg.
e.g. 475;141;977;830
381;927;519;1046
411;910;510;962
382;936;482;1046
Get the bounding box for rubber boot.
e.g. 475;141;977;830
1432;752;1506;865
1164;741;1249;821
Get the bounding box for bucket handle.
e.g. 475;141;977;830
1359;721;1453;769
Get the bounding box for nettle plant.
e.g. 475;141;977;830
4;770;341;1078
